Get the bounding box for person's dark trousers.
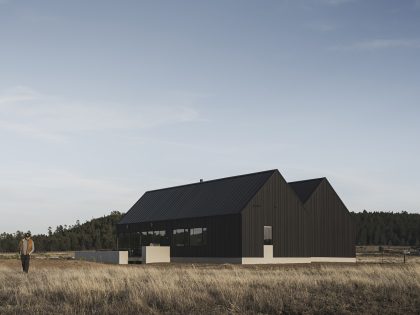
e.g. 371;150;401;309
21;254;30;273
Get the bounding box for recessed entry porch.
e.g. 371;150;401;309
117;226;208;263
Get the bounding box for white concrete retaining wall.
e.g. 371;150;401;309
310;257;357;263
75;251;128;264
171;257;242;264
142;246;170;264
242;245;312;264
264;245;273;259
170;257;355;264
75;249;355;265
242;257;312;264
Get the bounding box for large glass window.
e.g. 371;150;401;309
140;230;168;246
118;232;142;256
119;230;170;256
190;227;207;246
118;233;131;250
141;231;149;246
264;226;273;245
173;229;188;246
151;230;166;245
202;227;207;245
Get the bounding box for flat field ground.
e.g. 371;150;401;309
0;255;420;315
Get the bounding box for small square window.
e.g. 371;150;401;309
264;226;273;245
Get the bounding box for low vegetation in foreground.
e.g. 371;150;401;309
0;258;420;314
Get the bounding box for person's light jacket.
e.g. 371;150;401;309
19;238;34;255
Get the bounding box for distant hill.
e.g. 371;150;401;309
0;211;124;252
1;210;420;252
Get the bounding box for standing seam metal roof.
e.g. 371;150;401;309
118;170;276;224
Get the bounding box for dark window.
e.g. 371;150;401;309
264;226;272;245
118;232;141;256
173;229;188;246
203;227;207;245
151;230;166;244
120;230;170;256
190;227;207;246
117;233;130;250
133;232;142;255
141;231;149;246
140;230;168;246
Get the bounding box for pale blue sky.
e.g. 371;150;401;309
1;0;419;233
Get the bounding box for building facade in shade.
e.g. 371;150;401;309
116;169;356;264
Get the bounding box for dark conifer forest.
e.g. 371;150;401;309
1;210;419;252
353;211;420;246
0;211;123;252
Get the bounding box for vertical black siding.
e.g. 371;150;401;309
304;180;355;257
117;172;355;259
117;214;241;257
241;171;308;257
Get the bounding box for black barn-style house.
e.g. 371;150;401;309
117;169;356;263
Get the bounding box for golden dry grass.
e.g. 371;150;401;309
1;259;420;314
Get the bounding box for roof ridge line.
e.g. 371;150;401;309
146;169;278;193
288;177;326;184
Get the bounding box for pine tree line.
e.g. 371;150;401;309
1;210;419;252
0;211;123;252
352;210;420;246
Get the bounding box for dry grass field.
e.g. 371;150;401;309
1;256;420;315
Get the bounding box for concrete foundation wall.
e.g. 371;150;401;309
310;257;357;263
171;257;242;264
74;250;355;265
242;257;312;264
139;243;355;265
264;245;273;259
75;251;128;264
171;256;355;264
142;246;170;264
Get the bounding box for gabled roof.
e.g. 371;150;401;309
288;178;325;203
119;170;276;224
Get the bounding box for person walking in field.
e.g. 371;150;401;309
18;232;34;273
